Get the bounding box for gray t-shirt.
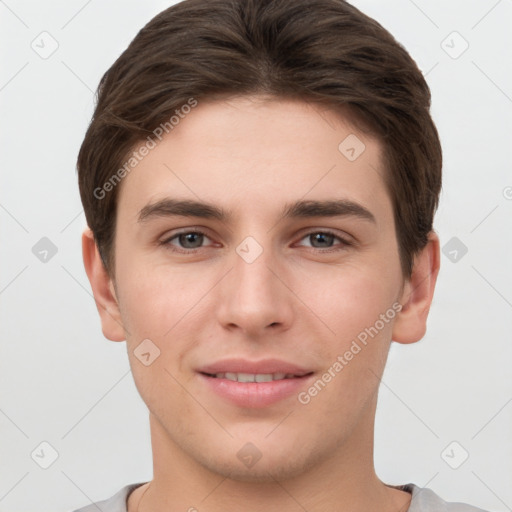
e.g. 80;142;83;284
70;482;491;512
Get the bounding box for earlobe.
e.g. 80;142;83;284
392;231;440;345
82;227;126;342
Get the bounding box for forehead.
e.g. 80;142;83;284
116;95;392;225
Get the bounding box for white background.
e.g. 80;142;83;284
0;1;511;511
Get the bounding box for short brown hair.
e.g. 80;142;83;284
77;0;442;279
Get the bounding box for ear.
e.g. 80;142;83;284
392;231;440;344
82;227;126;342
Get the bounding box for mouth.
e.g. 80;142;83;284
196;357;314;377
199;371;314;382
196;360;316;408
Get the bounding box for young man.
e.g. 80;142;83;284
73;0;488;511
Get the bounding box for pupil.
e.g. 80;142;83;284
312;232;333;247
180;233;203;248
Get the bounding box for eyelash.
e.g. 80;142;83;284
159;229;353;254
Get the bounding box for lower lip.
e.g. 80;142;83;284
197;372;315;408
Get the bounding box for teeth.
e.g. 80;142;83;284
215;372;290;382
238;372;257;383
254;374;273;382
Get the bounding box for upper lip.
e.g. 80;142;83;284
197;358;313;376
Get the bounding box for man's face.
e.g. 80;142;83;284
110;96;407;481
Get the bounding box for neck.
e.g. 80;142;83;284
130;393;411;512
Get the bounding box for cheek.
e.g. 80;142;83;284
116;267;199;409
291;261;399;342
116;262;200;337
116;262;211;389
295;272;397;420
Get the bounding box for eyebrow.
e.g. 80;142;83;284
137;198;376;224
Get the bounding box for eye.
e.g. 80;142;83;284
160;229;214;252
297;230;352;251
159;228;353;254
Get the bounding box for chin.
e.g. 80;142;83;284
193;439;322;484
204;456;312;483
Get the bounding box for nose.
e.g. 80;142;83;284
215;239;294;337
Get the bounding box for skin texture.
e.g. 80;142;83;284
83;95;440;512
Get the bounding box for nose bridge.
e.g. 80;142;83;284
235;237;276;296
216;234;292;332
